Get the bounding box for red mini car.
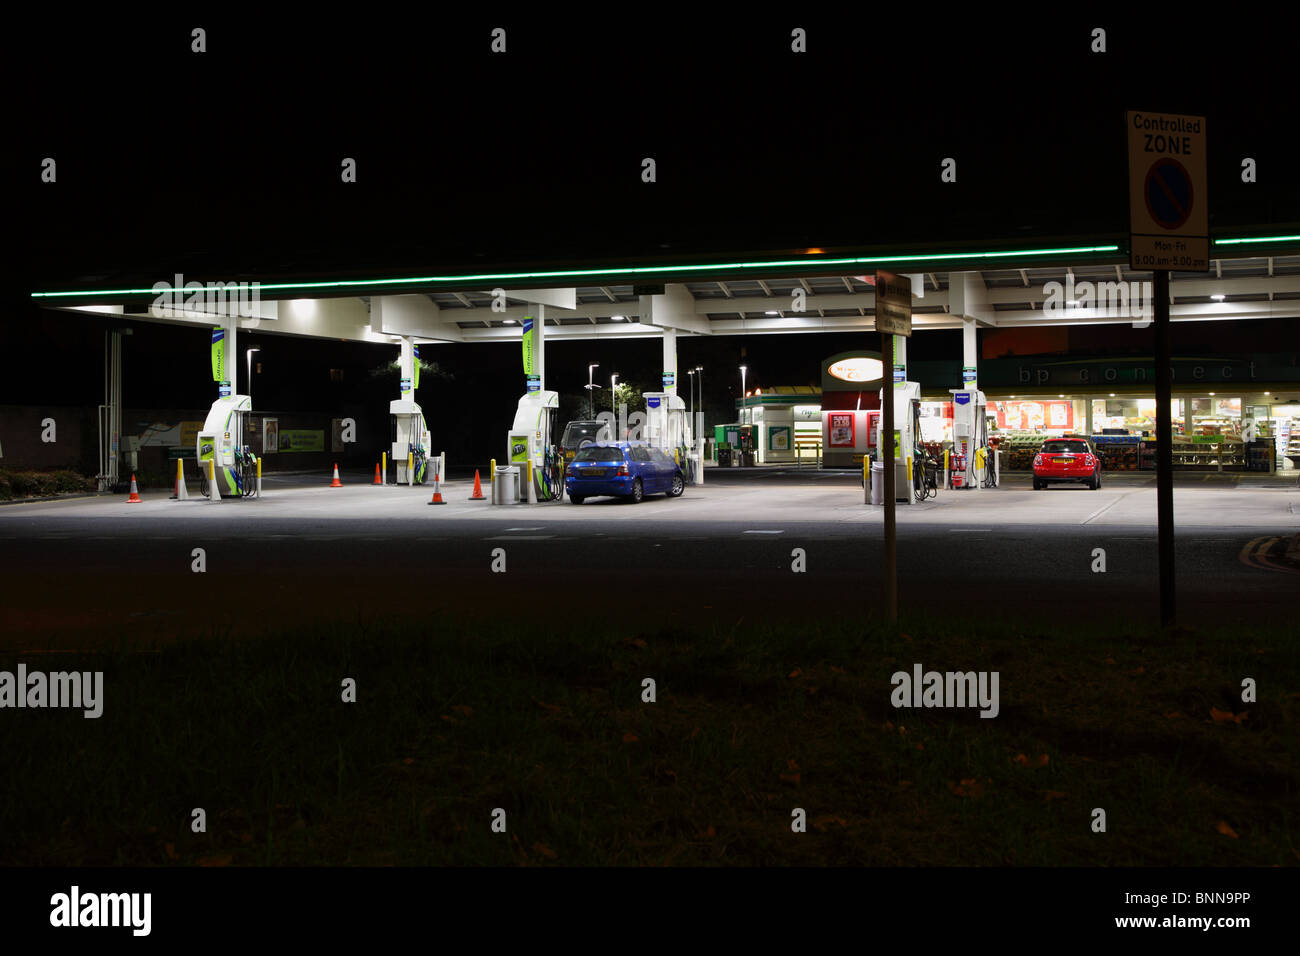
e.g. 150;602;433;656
1032;437;1101;490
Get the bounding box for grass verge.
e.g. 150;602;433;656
1;613;1295;865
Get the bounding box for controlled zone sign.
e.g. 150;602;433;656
1127;111;1208;271
874;271;912;336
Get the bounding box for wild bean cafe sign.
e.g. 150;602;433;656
986;356;1287;388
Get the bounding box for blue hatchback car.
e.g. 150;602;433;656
565;441;685;504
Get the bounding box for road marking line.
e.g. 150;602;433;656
1082;494;1127;525
485;534;553;540
504;527;543;531
948;529;992;533
742;530;784;534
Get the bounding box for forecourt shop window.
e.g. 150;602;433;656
971;391;1279;473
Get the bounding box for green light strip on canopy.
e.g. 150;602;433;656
30;232;1300;300
1213;234;1300;246
30;243;1121;299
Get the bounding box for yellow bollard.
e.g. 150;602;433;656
407;452;414;487
382;451;387;485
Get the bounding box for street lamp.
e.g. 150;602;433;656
246;348;260;404
695;366;703;427
610;373;619;430
587;363;600;419
687;369;695;417
739;365;747;422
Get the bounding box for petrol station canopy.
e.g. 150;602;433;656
34;238;1300;345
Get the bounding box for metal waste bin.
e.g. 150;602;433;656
493;466;519;504
870;462;884;506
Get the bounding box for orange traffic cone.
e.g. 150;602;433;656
468;469;486;500
330;464;343;487
372;462;383;485
127;473;142;503
427;473;445;505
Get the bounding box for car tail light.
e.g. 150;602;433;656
1084;454;1094;467
1033;454;1043;467
617;462;630;476
565;466;574;477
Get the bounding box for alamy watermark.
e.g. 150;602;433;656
891;663;999;718
1044;274;1153;327
0;664;103;718
151;273;261;318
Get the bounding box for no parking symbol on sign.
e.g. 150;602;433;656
1127;110;1208;271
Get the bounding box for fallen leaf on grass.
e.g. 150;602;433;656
830;665;846;675
788;668;803;679
780;758;801;785
622;732;639;744
812;816;848;831
1043;791;1066;802
1013;753;1049;768
948;778;986;798
533;699;565;713
402;757;415;765
163;843;177;860
1216;820;1240;839
1164;711;1183;719
451;705;473;717
1210;707;1248;725
197;854;232;867
532;842;557;859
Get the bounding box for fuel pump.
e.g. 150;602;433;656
948;388;994;489
390;399;432;485
874;381;922;504
507;390;562;502
642;392;693;480
195;394;259;498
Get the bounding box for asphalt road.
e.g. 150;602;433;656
2;470;1297;648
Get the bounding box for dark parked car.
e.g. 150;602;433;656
564;441;685;504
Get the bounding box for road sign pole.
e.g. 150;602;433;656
1153;269;1175;627
881;330;897;623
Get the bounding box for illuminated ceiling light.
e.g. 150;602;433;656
291;299;316;318
503;318;516;325
765;310;778;315
611;315;625;321
1109;392;1116;397
1209;392;1216;396
805;247;824;254
1264;391;1270;395
1211;293;1225;301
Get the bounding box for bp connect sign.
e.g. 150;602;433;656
1127;111;1208;272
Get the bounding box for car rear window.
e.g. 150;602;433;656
1041;440;1089;453
574;446;625;462
562;422;606;449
